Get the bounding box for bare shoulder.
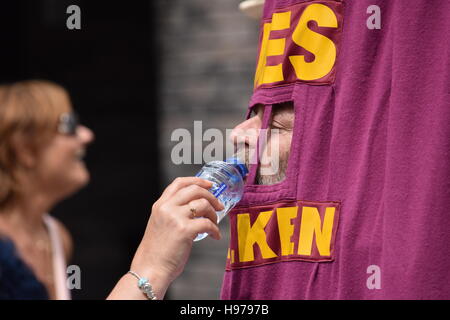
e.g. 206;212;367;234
51;218;74;263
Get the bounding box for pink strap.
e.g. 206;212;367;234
43;214;71;300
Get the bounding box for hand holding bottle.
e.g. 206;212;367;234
108;177;224;300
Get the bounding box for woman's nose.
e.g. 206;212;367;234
77;125;95;145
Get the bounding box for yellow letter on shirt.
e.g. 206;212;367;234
254;11;291;87
298;206;335;256
276;207;298;256
237;211;277;262
289;4;338;81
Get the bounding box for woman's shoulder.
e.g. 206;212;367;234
0;235;49;299
0;236;22;277
0;234;16;262
45;215;73;262
0;235;14;256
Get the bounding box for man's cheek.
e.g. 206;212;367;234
260;135;281;176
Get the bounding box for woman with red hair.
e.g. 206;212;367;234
0;80;222;300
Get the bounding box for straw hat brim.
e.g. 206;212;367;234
239;0;265;19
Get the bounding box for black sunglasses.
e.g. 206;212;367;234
57;112;80;136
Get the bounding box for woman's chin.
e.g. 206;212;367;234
76;166;91;188
65;166;91;194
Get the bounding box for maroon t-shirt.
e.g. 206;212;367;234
221;0;450;299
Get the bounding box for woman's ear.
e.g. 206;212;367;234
11;133;37;169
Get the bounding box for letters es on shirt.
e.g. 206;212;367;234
254;0;344;89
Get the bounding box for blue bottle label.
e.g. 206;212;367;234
212;183;227;198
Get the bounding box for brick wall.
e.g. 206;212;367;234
154;0;259;299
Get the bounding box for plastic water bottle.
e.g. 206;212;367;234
193;157;248;241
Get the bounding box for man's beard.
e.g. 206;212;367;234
257;156;288;185
237;146;289;186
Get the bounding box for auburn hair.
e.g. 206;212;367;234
0;80;72;208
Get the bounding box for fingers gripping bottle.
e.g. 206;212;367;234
193;158;248;241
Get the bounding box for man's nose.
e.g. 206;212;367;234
229;116;262;147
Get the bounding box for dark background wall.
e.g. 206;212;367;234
0;0;160;299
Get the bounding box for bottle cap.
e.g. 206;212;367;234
226;157;249;179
